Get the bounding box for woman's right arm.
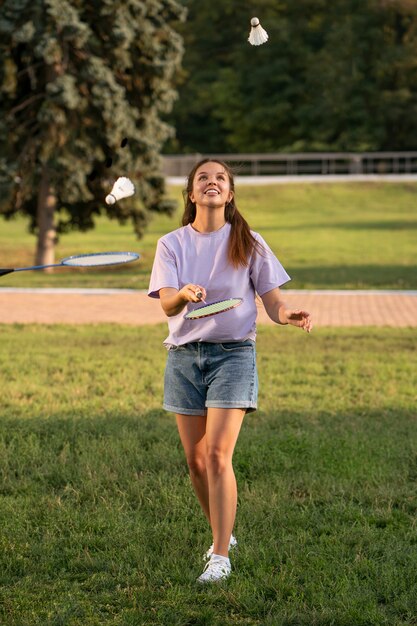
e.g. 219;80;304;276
159;285;206;317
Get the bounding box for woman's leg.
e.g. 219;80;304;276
205;407;245;557
176;414;210;522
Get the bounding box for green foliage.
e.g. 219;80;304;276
0;0;186;237
166;0;417;153
0;325;416;624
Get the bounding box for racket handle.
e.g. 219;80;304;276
0;268;14;277
196;290;206;304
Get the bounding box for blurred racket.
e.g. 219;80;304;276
0;251;140;277
184;298;243;320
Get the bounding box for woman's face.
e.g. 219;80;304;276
189;162;234;209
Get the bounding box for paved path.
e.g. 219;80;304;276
0;289;416;327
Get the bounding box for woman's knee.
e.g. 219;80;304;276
186;454;207;477
206;447;231;476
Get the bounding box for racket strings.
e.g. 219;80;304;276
185;298;242;319
62;252;139;267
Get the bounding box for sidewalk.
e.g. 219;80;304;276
0;289;416;326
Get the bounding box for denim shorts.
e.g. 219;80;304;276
163;341;258;415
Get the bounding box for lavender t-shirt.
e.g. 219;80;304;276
148;223;290;346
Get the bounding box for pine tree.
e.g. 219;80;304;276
0;0;185;265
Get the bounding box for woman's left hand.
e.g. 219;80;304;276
285;309;313;333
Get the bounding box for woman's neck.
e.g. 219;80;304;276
191;208;226;233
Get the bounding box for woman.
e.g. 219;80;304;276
148;159;312;583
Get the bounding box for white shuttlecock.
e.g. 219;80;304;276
248;17;269;46
105;177;135;205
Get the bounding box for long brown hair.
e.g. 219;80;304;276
182;158;263;268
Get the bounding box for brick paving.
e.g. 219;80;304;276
0;289;416;327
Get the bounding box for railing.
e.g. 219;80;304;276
162;152;417;177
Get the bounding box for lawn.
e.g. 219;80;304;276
0;324;416;625
0;182;416;290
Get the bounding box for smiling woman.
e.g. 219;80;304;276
181;159;265;268
147;158;312;583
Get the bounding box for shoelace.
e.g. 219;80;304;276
201;559;230;579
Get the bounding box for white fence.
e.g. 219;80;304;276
162;152;417;177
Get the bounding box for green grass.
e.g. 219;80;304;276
0;182;416;289
1;324;416;625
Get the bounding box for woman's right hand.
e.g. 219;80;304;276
159;285;206;317
178;284;207;303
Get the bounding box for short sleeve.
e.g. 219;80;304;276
148;239;180;299
249;234;291;296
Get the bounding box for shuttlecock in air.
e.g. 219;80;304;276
248;17;268;46
105;177;135;205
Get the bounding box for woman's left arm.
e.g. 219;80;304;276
261;287;313;333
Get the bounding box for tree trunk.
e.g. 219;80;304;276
35;165;57;268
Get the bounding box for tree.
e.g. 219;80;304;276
163;0;246;154
295;0;417;151
165;0;417;153
0;0;186;265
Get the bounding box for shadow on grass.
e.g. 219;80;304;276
1;407;416;625
312;220;417;230
0;409;184;492
261;220;417;231
1;406;416;505
284;264;417;289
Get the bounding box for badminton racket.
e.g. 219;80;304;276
0;251;140;277
184;298;243;320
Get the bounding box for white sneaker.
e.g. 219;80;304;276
197;555;231;583
203;535;237;561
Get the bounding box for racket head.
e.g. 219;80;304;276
61;251;140;267
184;298;243;320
